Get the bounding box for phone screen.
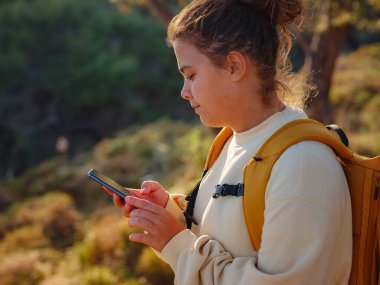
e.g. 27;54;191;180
87;169;130;199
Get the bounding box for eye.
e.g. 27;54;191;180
185;74;195;81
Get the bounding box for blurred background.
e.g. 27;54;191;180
0;0;379;284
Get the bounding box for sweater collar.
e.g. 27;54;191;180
232;105;295;145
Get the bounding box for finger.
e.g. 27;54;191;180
130;208;160;224
102;186;114;196
121;203;134;218
127;188;146;199
126;188;143;197
113;194;125;208
141;181;163;194
129;232;155;248
125;196;163;214
128;215;156;234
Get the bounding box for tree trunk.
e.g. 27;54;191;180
304;23;350;124
145;0;174;26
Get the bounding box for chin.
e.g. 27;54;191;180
200;117;224;129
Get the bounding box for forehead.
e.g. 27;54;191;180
173;40;209;69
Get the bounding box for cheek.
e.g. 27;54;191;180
191;78;208;96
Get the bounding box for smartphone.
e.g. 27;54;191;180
87;168;130;199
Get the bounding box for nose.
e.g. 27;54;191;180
180;80;192;100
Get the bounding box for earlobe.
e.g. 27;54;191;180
226;51;247;82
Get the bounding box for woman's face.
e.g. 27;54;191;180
173;40;234;128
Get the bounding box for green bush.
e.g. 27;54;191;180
90;118;214;194
0;119;219;283
82;266;118;285
76;213;138;268
361;96;380;132
136;247;174;285
41;197;82;249
331;43;380;132
9;192;82;249
0;225;48;255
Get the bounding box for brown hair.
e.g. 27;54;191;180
167;0;309;108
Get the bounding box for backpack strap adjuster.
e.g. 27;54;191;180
213;183;244;198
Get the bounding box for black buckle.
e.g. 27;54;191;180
212;183;244;198
326;124;349;147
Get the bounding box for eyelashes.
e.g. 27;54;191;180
184;74;195;81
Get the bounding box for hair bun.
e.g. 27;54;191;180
239;0;303;26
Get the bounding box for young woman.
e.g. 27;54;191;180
105;0;352;284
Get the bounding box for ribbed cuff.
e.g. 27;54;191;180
159;229;197;271
165;192;185;223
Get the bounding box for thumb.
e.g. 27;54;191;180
141;181;163;194
126;188;142;197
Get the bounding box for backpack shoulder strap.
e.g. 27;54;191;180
183;127;233;229
243;118;354;250
204;127;234;171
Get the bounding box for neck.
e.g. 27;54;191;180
231;96;286;133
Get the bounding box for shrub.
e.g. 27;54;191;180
41;197;82;249
0;119;218;283
331;43;380;133
91;119;214;195
135;247;174;285
0;251;44;285
76;213;133;267
10;192;82;249
346;132;380;157
0;225;48;255
0;186;12;212
40;276;81;285
361;96;380;132
82;266;117;285
0;215;8;240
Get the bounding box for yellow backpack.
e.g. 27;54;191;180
184;119;380;285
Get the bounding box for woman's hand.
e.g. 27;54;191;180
124;196;186;252
103;180;169;217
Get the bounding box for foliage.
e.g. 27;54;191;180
0;251;45;285
303;0;380;32
0;0;179;112
2;192;82;251
0;0;185;178
81;266;118;285
331;43;380;133
91;118;213;192
0;225;48;255
0;119;214;284
136;247;174;285
0;249;62;285
0;39;379;284
75;213;132;267
0;111;378;284
1;0;378;283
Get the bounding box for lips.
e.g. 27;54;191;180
191;104;200;109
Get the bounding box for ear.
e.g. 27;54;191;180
224;51;247;82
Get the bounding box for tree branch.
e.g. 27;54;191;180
145;0;174;26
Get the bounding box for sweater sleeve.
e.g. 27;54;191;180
165;193;187;224
160;141;351;285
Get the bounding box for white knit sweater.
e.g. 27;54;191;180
160;105;352;285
